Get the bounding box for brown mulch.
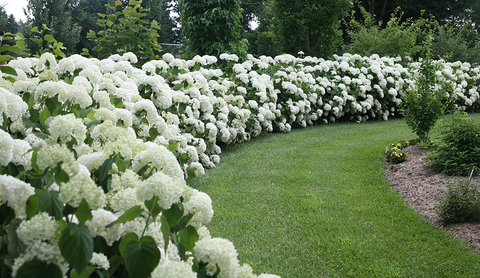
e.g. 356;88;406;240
384;145;480;252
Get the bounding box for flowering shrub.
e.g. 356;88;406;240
385;143;408;164
1;49;480;277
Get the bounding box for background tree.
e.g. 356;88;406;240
178;0;248;59
22;0;81;55
142;0;180;54
271;0;352;58
241;0;281;57
70;0;109;54
0;4;20;34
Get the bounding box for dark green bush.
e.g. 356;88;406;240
427;114;480;176
343;7;425;59
437;179;480;223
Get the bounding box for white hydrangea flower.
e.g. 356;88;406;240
93;90;115;109
237;264;256;278
111;169;141;190
183;187;213;229
189;162;205;178
108;187;142;213
136;171;185;210
17;212;62;243
34;80;66;102
194;237;240;278
1;88;28;119
94;107;118;124
47;113;87;145
58;84;93;108
59;164;106;209
24;133;46;148
77;152;109;172
132;143;183;179
151;261;196;278
0;129;13;166
36;52;57;72
13;215;68;276
90;121;144;160
0;174;35;218
90;252;110;270
11;139;32;170
85;209;124;246
36;144;79;175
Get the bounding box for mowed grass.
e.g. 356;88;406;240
189;118;480;277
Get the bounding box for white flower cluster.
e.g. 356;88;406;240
4;49;480;278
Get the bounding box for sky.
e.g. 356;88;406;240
2;0;28;21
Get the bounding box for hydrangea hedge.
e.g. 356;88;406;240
0;51;479;278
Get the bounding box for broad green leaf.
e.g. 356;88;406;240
39;108;51;127
115;155;128;172
75;199;93;223
86;119;101;130
124;240;160;278
160;215;170;253
7;218;26;258
168;142;177;152
44;34;56;43
0;45;23;55
16;260;63;278
45;98;59;115
106;205;142;228
178;225;199;252
163;202;184;228
0;203;14;226
0;66;17;76
70;266;95;278
119;232;139;257
0;55;15;64
145;197;161;220
36;190;64;220
187;166;196;180
98;157;115;183
25;194;38;219
59;223;94;273
54;166;70;185
149;127;158;141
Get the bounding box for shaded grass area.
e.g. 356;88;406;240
189;119;480;277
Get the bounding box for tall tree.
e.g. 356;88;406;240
23;0;81;55
143;0;179;44
272;0;352;58
178;0;248;59
70;0;109;54
0;5;19;34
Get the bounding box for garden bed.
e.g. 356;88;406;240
384;146;480;252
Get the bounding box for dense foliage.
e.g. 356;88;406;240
271;0;352;58
3;43;480;276
178;0;247;59
343;7;426;59
437;179;480;223
86;0;162;65
427;114;480;176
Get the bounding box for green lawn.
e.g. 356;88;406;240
189;118;480;277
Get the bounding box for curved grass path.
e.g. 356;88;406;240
189;119;480;277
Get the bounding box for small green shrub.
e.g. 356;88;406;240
401;46;445;140
427;114;480;176
437;179;480;223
